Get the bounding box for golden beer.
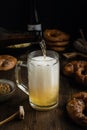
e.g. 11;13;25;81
28;56;59;110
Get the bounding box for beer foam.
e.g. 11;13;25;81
31;56;57;66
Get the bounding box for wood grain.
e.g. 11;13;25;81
0;53;87;130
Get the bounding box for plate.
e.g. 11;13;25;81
0;79;16;102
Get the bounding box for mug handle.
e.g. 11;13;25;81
15;61;29;95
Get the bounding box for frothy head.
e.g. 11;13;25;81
30;56;57;66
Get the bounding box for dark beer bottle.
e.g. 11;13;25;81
27;0;42;42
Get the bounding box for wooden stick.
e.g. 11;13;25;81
80;29;87;47
80;29;86;42
0;106;24;126
63;52;87;59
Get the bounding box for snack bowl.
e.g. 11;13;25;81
0;79;16;102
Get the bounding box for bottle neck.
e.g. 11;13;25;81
28;0;39;24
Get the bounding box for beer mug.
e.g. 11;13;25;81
15;50;60;111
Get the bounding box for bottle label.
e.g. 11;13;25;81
27;24;41;31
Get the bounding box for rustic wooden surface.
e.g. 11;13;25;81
0;47;87;130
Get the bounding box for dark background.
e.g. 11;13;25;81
0;0;87;36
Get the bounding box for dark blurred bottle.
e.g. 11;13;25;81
27;0;42;42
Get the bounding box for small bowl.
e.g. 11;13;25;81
0;79;16;102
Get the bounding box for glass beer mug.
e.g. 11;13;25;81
15;50;60;111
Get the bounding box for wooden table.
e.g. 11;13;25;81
0;45;87;130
